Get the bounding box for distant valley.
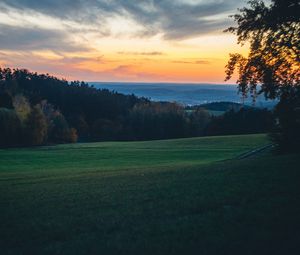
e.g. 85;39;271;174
92;82;277;108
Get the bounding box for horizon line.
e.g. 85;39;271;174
89;81;237;86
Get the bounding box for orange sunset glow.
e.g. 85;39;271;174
0;0;249;83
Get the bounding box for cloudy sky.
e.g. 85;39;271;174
0;0;249;83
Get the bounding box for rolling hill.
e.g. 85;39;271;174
1;134;299;255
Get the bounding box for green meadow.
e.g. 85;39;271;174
1;134;300;254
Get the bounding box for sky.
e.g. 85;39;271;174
0;0;250;83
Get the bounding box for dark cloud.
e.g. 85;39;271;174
1;0;85;19
112;65;132;72
115;0;244;39
117;51;164;56
55;56;105;66
1;0;245;40
172;59;210;64
0;24;89;52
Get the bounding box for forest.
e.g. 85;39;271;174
0;68;273;147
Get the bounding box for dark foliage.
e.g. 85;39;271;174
225;0;300;152
270;87;300;152
205;108;274;136
0;108;22;147
188;102;246;112
127;102;189;140
0;68;212;147
0;67;275;147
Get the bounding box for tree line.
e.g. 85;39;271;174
0;68;274;147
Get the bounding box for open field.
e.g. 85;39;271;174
1;134;300;254
0;134;268;175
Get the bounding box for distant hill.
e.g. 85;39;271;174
197;102;251;112
92;82;277;108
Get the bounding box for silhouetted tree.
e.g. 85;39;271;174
0;108;22;147
0;91;13;108
92;118;121;141
205;108;274;136
48;113;78;143
225;0;300;151
189;108;211;136
129;102;188;140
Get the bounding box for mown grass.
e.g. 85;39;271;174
0;134;268;174
1;134;300;255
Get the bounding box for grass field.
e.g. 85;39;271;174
1;134;300;254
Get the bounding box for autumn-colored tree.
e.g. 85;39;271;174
25;105;48;146
13;94;31;122
68;128;78;143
